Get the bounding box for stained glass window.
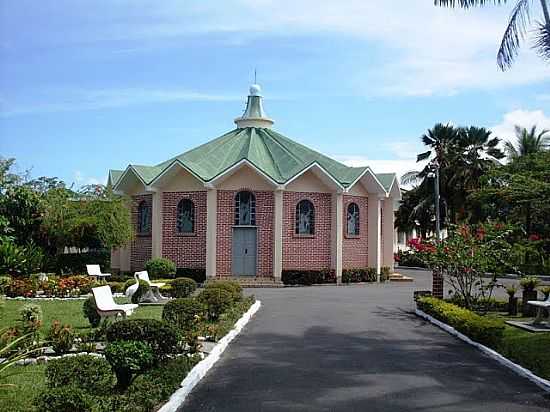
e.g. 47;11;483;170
347;203;360;236
296;199;314;235
137;201;151;233
235;191;256;225
177;199;194;233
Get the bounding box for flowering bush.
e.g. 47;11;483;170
413;223;513;310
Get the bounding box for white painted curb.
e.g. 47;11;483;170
415;308;550;392
159;300;262;412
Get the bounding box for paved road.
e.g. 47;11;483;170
179;269;550;411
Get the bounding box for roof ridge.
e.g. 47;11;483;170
256;128;283;182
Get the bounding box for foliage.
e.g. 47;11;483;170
505;125;549;160
131;279;151;304
394;248;428;268
54;250;110;275
170;277;197;298
412;223;513;310
19;303;42;342
506;285;517;297
380;266;391;281
519;276;541;292
123;278;136;294
281;269;336;285
108;281;124;293
144;257;176;279
197;288;233;321
5;277;35;297
34;385;92;412
0;185;44;246
83;296;101;327
45;355;114;394
417;297;505;348
162;297;203;332
0;275;10;294
541;286;550;299
105;340;154;389
0;236;44;276
105;318;179;360
205;280;242;303
46;320;75;354
342;268;377;283
200;296;255;341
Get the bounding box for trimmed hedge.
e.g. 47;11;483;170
170;277;197;298
281;270;336;286
106;319;180;360
162;298;204;331
144;258;176;279
205;280;242;303
176;268;206;283
34;386;92;412
197;288;233;321
45;355;114;394
342;268;377;283
417;297;504;348
82;296;101;327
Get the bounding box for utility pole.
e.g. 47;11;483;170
434;164;441;241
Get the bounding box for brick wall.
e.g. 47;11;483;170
282;192;332;270
216;190;274;277
162;191;207;269
342;195;368;269
131;194;152;271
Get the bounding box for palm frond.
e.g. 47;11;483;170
534;21;550;62
497;0;531;70
435;0;507;7
417;151;432;162
504;140;519;159
400;171;423;186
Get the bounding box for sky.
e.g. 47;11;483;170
1;0;549;187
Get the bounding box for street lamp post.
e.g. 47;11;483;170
428;162;441;241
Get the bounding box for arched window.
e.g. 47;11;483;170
296;200;315;235
235;191;256;225
347;203;360;236
176;199;194;234
137;201;151;233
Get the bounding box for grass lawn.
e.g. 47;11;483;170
0;364;46;412
1;298;163;337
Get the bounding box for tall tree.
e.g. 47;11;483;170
504;125;549;160
435;0;550;70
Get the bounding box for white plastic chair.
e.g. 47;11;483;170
528;293;550;325
86;264;111;280
92;285;138;320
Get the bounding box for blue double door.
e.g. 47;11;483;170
232;227;257;276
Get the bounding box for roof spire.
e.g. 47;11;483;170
234;83;274;129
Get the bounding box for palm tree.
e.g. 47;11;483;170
400;170;423;187
435;0;550;70
504;125;550;159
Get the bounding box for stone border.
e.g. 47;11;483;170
158;300;262;412
4;293;125;301
415;308;550;392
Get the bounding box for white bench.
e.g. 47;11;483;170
528;294;550;325
86;264;111;281
92;285;138;320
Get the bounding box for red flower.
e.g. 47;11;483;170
528;234;541;241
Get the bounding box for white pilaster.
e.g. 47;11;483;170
273;189;284;281
382;198;396;271
151;191;163;258
368;195;382;280
331;192;343;283
206;188;218;278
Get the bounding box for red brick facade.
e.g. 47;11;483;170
161;191;207;269
342;195;368;269
282;191;332;271
216;190;274;277
130;194;152;271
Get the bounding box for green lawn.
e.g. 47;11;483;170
1;298;163;337
0;364;45;412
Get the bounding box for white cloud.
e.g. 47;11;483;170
1;88;239;116
490;109;550;144
74;171;107;187
334;155;427;182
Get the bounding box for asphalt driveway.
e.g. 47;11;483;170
179;269;550;411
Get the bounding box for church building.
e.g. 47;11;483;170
108;84;401;283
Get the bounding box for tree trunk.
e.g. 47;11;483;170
541;0;550;24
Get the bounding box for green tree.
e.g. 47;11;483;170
436;1;550;69
504;125;549;160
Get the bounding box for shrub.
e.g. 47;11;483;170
380;266;391;281
45;355;114;394
205;280;242;302
19;303;42;336
281;270;336;285
541;286;550;300
108;281;124;293
176;267;206;283
105;340;155;389
170;277;197;298
47;320;75;354
83;296;101;327
5;277;35;297
520;276;541;292
106;318;179;360
34;386;92;412
0;275;10;294
417;297;504;348
342;268;377;283
131;279;151;304
53;250;109;275
144;257;176;279
198;288;233;321
162;298;203;331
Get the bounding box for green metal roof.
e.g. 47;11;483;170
375;173;397;192
111;127;394;191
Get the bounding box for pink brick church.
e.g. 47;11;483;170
108;84;401;283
